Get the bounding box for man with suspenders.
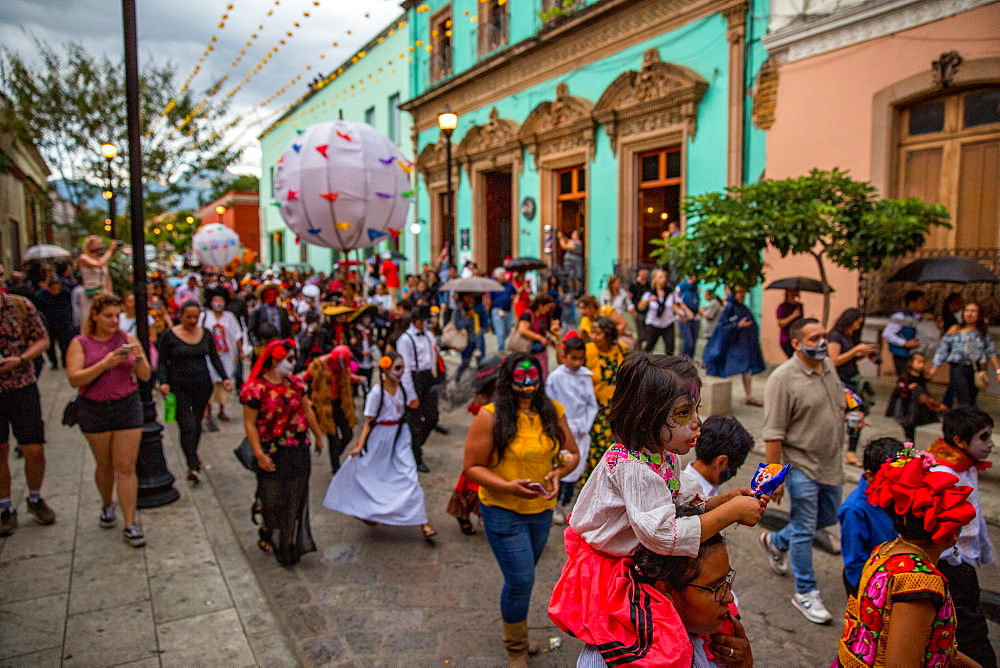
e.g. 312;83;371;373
397;304;443;473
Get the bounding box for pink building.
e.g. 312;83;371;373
758;0;999;369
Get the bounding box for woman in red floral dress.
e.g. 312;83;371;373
838;452;979;667
241;339;323;566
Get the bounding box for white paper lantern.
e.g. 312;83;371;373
273;120;412;250
192;223;240;269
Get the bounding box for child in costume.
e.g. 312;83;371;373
544;332;599;525
322;352;437;541
885;352;947;440
839;449;978;667
549;352;767;666
837;437;905;597
927;406;997;667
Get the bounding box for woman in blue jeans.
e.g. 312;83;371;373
464;353;578;667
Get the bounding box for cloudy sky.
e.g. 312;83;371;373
1;0;404;176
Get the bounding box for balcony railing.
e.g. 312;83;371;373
429;47;453;83
860;247;1000;320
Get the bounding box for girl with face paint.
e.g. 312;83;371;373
323;351;436;540
241;339;324;566
463;353;579;664
550;352;768;666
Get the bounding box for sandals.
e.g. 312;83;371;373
456;517;476;536
745;397;764;407
422;524;438;542
359;518;380;526
257;527;273;553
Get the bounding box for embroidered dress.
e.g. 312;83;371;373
838;547;957;667
581;342;627;485
549;444;702;666
240;376;315;566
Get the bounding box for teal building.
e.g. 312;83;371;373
259;16;415;270
401;0;769;295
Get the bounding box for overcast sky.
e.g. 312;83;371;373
1;0;404;176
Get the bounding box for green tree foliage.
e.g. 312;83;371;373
653;169;950;323
0;38;238;222
202;173;260;206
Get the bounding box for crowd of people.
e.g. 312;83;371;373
1;233;998;667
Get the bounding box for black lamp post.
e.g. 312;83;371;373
122;0;179;508
101;143;117;238
437;106;458;266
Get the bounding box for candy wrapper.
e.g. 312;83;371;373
844;388;863;410
750;463;789;498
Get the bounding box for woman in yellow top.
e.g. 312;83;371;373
465;353;579;667
576;294;626;343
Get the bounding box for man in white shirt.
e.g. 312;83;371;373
396;304;443;472
175;274;201;304
681;415;754;500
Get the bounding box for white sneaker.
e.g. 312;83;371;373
792;590;832;624
759;532;789;575
552;506;566;526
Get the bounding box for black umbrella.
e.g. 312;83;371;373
764;277;834;294
504;257;547;272
887;257;999;284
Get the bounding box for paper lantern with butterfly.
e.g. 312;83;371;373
273;120;414;250
191;222;241;269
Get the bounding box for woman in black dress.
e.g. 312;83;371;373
157;300;231;483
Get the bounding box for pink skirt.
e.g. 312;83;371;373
548;527;693;667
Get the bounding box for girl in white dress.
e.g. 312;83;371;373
323;352;436;539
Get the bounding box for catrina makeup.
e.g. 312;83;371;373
658;394;702;455
512;359;541;399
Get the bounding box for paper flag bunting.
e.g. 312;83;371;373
316;144;329;158
367;228;389;241
320;192;339;201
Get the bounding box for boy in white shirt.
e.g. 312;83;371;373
682;415;754;499
545;332;599;525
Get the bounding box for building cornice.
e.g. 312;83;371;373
763;0;996;63
400;0;744;132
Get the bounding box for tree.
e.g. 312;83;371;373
201;173;260;207
0;38;239;222
653;169;950;324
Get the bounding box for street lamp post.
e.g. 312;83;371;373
121;0;179;508
437;106;458;266
101;143;117;237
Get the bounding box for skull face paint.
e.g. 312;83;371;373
512;359;541;399
658;395;702;456
388;358;404;384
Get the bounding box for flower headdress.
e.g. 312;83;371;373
865;448;976;543
247;339;296;383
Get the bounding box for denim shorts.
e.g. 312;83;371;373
77;391;143;434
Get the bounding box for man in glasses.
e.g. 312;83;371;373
0;263;55;536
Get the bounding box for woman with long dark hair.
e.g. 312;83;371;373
828;307;878;467
514;293;560;376
927;302;1000;407
464;353;578;666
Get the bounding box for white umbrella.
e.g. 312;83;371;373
23;244;71;260
274;120;412;250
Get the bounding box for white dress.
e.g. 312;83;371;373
323;385;429;526
198;310;242;381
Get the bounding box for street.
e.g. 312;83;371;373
3;363;1000;666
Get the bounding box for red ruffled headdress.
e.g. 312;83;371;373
248;339;296;383
865;452;976;542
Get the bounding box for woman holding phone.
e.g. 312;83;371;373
66;292;152;547
463;353;578;665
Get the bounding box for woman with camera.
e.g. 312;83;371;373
157;300;232;483
65;292;152;547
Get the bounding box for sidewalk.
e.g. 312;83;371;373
0;370;297;667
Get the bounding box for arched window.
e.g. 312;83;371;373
897;87;1000;249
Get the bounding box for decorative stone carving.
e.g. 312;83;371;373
519;83;595;167
593;48;708;154
456;108;522;173
752;58;779;131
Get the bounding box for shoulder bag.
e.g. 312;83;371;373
440;320;468;351
505;322;533;353
964;333;991;391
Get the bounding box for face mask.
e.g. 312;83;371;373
800;339;828;361
262;291;277;305
274;359;295;377
512;360;541;399
211;301;225;311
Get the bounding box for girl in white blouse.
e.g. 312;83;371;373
549;352;766;666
